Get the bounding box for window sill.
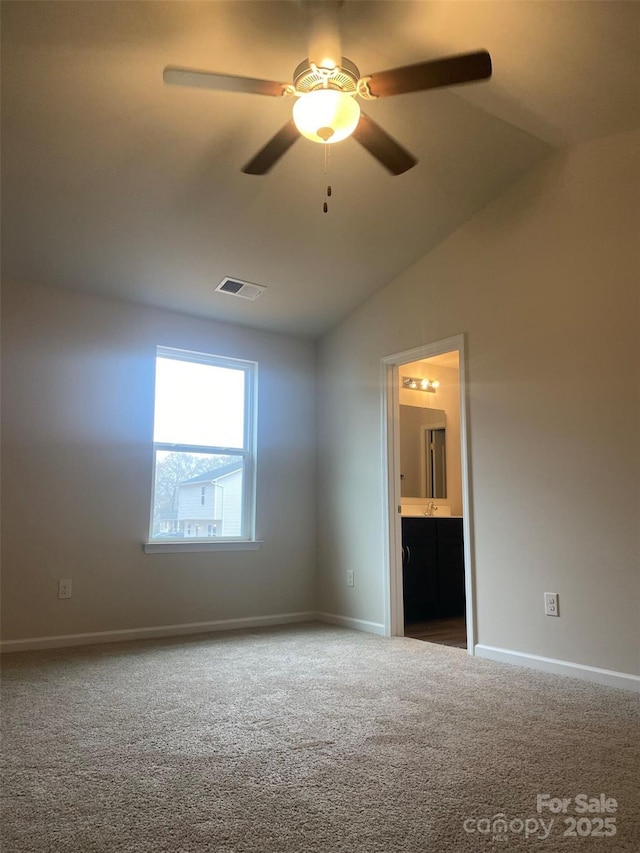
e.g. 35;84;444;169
143;540;263;554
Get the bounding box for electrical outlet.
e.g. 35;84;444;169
544;592;559;617
58;579;72;599
346;570;354;587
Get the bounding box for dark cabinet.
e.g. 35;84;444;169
402;517;465;621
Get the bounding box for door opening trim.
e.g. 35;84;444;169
381;334;476;653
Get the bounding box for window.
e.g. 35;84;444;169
148;346;257;545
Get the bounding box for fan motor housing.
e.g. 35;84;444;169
293;57;360;93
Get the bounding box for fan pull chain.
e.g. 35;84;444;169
323;145;332;214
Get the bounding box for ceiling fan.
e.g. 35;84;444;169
163;1;492;176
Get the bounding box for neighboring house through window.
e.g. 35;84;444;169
176;461;244;538
149;346;257;542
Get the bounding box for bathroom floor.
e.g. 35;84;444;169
404;616;467;649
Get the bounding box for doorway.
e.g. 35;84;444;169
382;335;475;653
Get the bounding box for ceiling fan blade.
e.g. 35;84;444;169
242;121;301;175
163;66;289;97
363;50;492;98
352;114;417;176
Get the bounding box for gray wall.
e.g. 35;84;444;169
317;130;640;677
2;130;638;680
1;281;317;640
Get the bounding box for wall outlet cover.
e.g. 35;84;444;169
58;579;72;599
544;592;559;616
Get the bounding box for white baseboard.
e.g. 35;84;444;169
0;611;317;653
316;612;386;636
475;644;640;693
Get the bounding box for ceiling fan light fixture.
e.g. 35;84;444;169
292;89;361;144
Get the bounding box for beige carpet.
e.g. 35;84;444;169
2;624;638;852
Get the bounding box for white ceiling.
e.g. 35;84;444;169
2;1;639;338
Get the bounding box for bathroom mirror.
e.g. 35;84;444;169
399;405;447;499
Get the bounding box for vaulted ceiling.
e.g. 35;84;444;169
2;1;639;337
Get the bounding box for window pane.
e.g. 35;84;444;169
153;357;245;448
152;451;244;539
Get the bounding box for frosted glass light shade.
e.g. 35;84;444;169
293;90;361;144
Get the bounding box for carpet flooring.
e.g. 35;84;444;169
2;623;638;852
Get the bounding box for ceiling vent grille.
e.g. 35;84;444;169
215;277;266;301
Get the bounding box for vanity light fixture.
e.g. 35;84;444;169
402;376;440;393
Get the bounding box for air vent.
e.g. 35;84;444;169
215;277;266;301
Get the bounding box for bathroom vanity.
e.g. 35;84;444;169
402;516;465;621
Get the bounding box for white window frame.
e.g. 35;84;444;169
144;346;260;554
